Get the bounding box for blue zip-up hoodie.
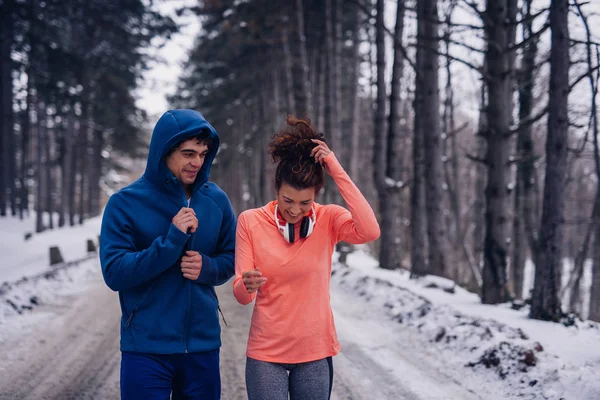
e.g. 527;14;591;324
99;109;236;354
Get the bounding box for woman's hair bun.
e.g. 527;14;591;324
269;115;325;164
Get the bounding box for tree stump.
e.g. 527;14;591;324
49;246;64;266
87;239;97;253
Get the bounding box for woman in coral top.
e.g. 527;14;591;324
233;116;380;400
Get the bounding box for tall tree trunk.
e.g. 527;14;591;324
290;0;312;118
282;24;295;114
35;104;45;233
574;1;600;322
591;228;600;322
1;0;15;216
68;119;77;226
481;0;518;303
379;0;406;270
313;42;324;133
472;80;487;290
418;0;446;278
331;0;343;162
512;0;538;300
347;5;361;181
20;69;33;220
78;106;89;224
88;124;103;217
59;115;71;228
322;0;336;203
45;121;54;229
410;0;428;278
372;0;387;219
566;197;596;315
530;0;569;321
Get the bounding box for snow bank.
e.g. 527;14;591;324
332;248;600;400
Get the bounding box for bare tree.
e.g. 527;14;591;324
512;0;539;300
530;0;570;322
481;0;518;304
290;0;312;118
420;0;447;278
410;1;428;277
0;0;15;216
378;0;407;270
35;104;45;233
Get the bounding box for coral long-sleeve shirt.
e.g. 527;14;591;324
233;152;380;363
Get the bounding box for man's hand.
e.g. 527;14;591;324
181;250;202;280
172;207;198;234
242;270;267;293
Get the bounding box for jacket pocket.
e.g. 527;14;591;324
124;281;158;330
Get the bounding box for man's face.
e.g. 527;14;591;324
165;138;209;187
276;183;315;224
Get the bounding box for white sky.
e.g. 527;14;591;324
135;0;600;127
135;0;201;119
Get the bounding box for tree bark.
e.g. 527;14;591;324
282;24;295;114
347;4;361;181
410;0;428;277
290;0;312;118
1;0;15;216
88;124;103;217
45;119;54;229
512;0;538;300
481;0;517;304
417;0;447;278
379;0;406;270
35;104;45;233
78;106;89;225
473;80;487;290
530;0;569;321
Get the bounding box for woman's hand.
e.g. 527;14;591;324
310;139;332;165
242;270;267;293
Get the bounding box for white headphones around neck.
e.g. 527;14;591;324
274;204;316;244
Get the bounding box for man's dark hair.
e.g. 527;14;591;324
165;130;214;158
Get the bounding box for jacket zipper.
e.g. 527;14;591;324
183;193;193;353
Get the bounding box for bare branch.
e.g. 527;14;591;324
569;64;600;91
509;21;550;53
458;0;489;25
465;153;488;165
510;106;549;134
347;0;417;72
407;43;485;76
446;22;484;31
444;36;486;54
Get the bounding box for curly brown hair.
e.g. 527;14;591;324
268;115;326;193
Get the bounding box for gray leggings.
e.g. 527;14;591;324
245;356;333;400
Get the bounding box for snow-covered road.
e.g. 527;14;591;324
0;260;483;400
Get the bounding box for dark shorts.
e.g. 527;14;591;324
120;349;220;400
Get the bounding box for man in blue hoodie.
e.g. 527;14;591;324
100;109;236;399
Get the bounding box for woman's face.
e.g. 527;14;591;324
276;183;316;224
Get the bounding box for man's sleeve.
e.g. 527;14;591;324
195;194;236;286
100;194;190;291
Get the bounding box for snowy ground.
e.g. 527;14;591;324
1;214;599;399
333;250;600;400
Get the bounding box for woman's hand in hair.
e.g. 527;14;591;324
310;139;332;166
242;270;267;293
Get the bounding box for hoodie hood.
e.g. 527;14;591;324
144;109;220;194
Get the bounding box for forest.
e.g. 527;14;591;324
1;0;599;323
